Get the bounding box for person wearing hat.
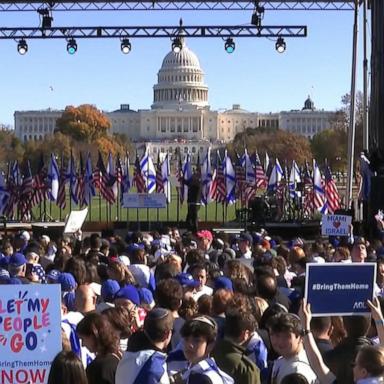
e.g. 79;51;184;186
175;272;200;299
8;253;30;284
238;233;253;260
196;230;215;259
115;307;174;384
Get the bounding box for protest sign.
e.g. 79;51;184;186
0;284;62;384
122;193;167;208
305;262;376;316
63;207;88;234
321;214;352;236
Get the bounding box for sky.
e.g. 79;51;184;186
0;4;370;127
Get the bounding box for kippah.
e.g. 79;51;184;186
147;307;169;320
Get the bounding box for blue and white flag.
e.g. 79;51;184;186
289;160;301;198
140;146;156;194
182;152;192;203
201;147;213;205
67;153;78;205
313;159;327;214
121;154;131;199
268;158;283;192
48;153;60;201
225;150;236;205
107;152;118;200
0;171;10;215
161;153;171;203
358;152;374;201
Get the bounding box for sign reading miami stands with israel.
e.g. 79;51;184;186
0;284;61;384
305;263;376;316
321;214;352;236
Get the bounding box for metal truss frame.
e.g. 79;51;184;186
0;24;307;39
0;1;354;12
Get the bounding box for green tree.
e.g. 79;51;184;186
55;104;112;142
310;129;347;170
228;127;312;164
0;130;24;168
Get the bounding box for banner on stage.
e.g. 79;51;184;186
0;284;62;384
123;193;167;208
63;207;88;234
321;214;352;236
305;262;376;316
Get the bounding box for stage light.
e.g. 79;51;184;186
275;37;286;53
67;38;77;54
172;37;182;53
17;39;28;55
224;37;235;54
121;38;131;54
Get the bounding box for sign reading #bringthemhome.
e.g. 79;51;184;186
0;284;62;384
123;193;167;208
305;263;376;316
321;214;352;236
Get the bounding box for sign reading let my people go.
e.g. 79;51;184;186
321;214;352;236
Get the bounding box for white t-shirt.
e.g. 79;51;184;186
271;348;318;384
193;285;213;301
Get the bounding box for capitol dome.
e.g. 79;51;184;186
152;38;209;109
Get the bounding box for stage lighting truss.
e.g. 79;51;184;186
0;25;307;40
0;2;355;12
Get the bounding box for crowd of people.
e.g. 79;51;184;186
0;226;384;384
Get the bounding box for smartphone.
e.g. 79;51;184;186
25;263;34;276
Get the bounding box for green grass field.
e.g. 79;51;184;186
31;189;238;223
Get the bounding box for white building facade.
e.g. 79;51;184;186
14;38;335;154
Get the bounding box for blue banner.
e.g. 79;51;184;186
305;263;376;316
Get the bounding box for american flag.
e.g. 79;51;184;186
19;160;34;219
156;153;164;193
133;153;146;193
212;153;226;204
31;155;48;208
115;154;123;186
255;152;267;189
324;165;340;214
95;152;116;204
56;156;67;209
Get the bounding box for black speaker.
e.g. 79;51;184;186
368;176;384;237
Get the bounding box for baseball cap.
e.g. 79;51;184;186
101;279;120;302
175;272;200;288
138;287;155;306
238;233;253;245
46;269;61;282
114;284;140;306
196;230;213;242
214;276;233;292
9;253;27;267
57;272;77;292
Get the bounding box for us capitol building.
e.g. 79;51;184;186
14;37;335;158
